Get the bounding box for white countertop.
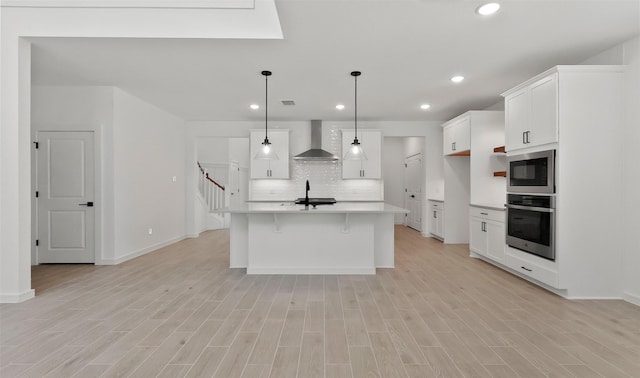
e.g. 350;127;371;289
470;203;506;211
221;202;409;214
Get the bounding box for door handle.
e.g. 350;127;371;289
410;195;415;198
79;202;94;207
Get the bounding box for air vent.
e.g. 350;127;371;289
281;100;296;106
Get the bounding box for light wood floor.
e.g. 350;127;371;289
1;226;639;377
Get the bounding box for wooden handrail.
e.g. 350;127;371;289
205;173;225;191
197;162;225;191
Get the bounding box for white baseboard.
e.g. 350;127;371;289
99;235;186;265
247;266;376;275
0;289;35;303
623;292;640;306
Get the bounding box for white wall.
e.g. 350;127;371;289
622;36;640;305
404;137;423;157
197;137;229;165
229;138;250;169
382;137;406;224
31;86;187;265
577;36;640;304
425;125;444;201
112;88;186;263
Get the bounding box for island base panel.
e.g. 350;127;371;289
247;213;375;274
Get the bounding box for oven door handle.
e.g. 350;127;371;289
506;204;555;213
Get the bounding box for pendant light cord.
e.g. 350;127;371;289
261;70;272;142
354;73;358;138
265;73;268;141
350;71;361;142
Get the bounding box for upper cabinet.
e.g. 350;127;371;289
250;130;290;179
504;73;558;152
442;115;471;156
341;130;382;179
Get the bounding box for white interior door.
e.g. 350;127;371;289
228;160;241;207
37;131;95;263
404;154;422;231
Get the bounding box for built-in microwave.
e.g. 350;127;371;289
507;150;555;194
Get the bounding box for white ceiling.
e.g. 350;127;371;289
30;0;640;123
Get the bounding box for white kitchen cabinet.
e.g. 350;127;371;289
505;73;558;152
443;115;471;155
500;65;625;298
469;206;505;263
428;200;444;240
250;130;290;179
342;130;382;179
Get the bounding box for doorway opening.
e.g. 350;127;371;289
382;136;424;232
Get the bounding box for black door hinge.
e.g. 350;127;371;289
33;141;39;149
36;239;39;246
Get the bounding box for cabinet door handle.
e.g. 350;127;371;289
527;131;531;143
433;211;437;218
521;266;532;272
523;131;526;144
480;212;488;215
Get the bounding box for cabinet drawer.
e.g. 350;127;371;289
504;251;558;288
429;201;443;211
469;207;504;223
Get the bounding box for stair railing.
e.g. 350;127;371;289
197;162;225;213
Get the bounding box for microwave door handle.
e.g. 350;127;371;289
506;204;555;213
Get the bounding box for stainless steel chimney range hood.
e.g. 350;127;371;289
293;120;339;161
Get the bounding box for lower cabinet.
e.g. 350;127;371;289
428;200;444;240
503;249;559;288
469;206;505;262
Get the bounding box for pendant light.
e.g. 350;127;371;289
254;70;279;160
343;71;367;160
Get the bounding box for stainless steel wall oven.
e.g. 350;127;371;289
506;194;555;261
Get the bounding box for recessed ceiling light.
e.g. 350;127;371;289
476;3;500;16
451;75;465;83
250;104;260;110
420;104;431;110
336;104;345;110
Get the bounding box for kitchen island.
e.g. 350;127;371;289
221;202;408;274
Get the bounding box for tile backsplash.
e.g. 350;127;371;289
250;160;383;201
